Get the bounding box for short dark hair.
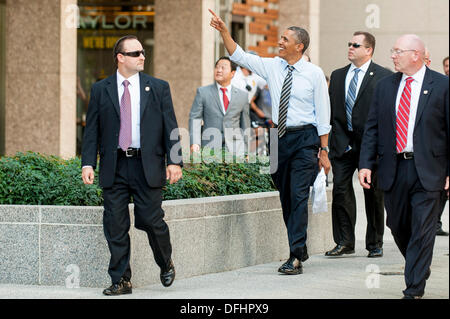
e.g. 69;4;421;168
113;35;138;66
287;26;309;54
215;56;238;72
353;31;376;55
443;56;449;65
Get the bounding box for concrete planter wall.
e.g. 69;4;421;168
0;190;333;288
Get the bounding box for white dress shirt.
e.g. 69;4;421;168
117;70;141;148
82;71;141;169
345;59;371;100
395;64;426;153
231;67;257;103
216;83;232;114
230;44;331;136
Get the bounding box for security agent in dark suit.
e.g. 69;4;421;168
326;32;392;258
81;35;183;296
359;34;449;299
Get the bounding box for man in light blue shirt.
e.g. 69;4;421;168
210;10;331;275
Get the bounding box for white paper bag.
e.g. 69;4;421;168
311;168;328;214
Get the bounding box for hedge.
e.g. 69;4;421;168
0;152;276;206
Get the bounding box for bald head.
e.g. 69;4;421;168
391;34;426;75
401;34;425;51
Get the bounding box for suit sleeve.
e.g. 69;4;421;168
240;96;251;152
162;82;183;166
359;82;381;170
240;96;250;132
189;88;204;146
328;71;336;125
445;81;449;177
81;85;99;169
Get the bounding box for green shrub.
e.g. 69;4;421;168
0;151;276;205
0;152;102;206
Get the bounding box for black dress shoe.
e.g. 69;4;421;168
103;277;132;296
278;257;303;275
160;259;175;287
325;244;355;257
436;228;449;236
368;247;383;258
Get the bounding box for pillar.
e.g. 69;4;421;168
279;0;319;64
154;0;215;134
4;0;76;158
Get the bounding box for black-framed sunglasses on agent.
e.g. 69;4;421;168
119;50;146;57
348;42;364;48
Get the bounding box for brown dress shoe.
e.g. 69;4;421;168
103;277;132;296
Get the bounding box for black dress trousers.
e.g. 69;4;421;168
102;152;172;284
384;157;441;297
331;149;384;251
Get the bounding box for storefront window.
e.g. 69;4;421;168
76;1;155;154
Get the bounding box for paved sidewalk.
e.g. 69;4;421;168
0;177;448;299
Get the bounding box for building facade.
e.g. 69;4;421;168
0;0;448;158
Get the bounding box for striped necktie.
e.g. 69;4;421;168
396;77;414;153
277;65;295;138
345;68;360;131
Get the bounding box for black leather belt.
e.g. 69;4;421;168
397;152;414;160
118;148;141;158
273;124;315;132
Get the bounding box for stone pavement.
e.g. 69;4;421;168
0;176;448;300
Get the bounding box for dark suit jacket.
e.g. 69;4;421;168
359;67;449;192
329;61;392;159
81;72;182;189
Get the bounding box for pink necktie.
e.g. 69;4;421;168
221;87;229;112
395;77;414;153
118;80;132;151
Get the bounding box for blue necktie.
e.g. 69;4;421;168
345;68;360;131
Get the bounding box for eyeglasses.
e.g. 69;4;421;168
348;42;364;48
119;50;146;58
390;49;416;56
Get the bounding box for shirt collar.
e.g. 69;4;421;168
216;82;232;92
349;59;371;74
401;64;426;84
117;70;140;88
280;57;304;73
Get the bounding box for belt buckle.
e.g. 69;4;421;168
403;152;412;160
125;148;133;157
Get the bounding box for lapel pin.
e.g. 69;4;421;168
424;90;428;94
370;72;374;76
145;86;150;92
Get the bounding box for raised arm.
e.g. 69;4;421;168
209;9;237;55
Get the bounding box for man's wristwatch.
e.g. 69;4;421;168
320;146;329;153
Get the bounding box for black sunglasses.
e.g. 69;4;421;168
348;42;363;48
119;50;146;57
